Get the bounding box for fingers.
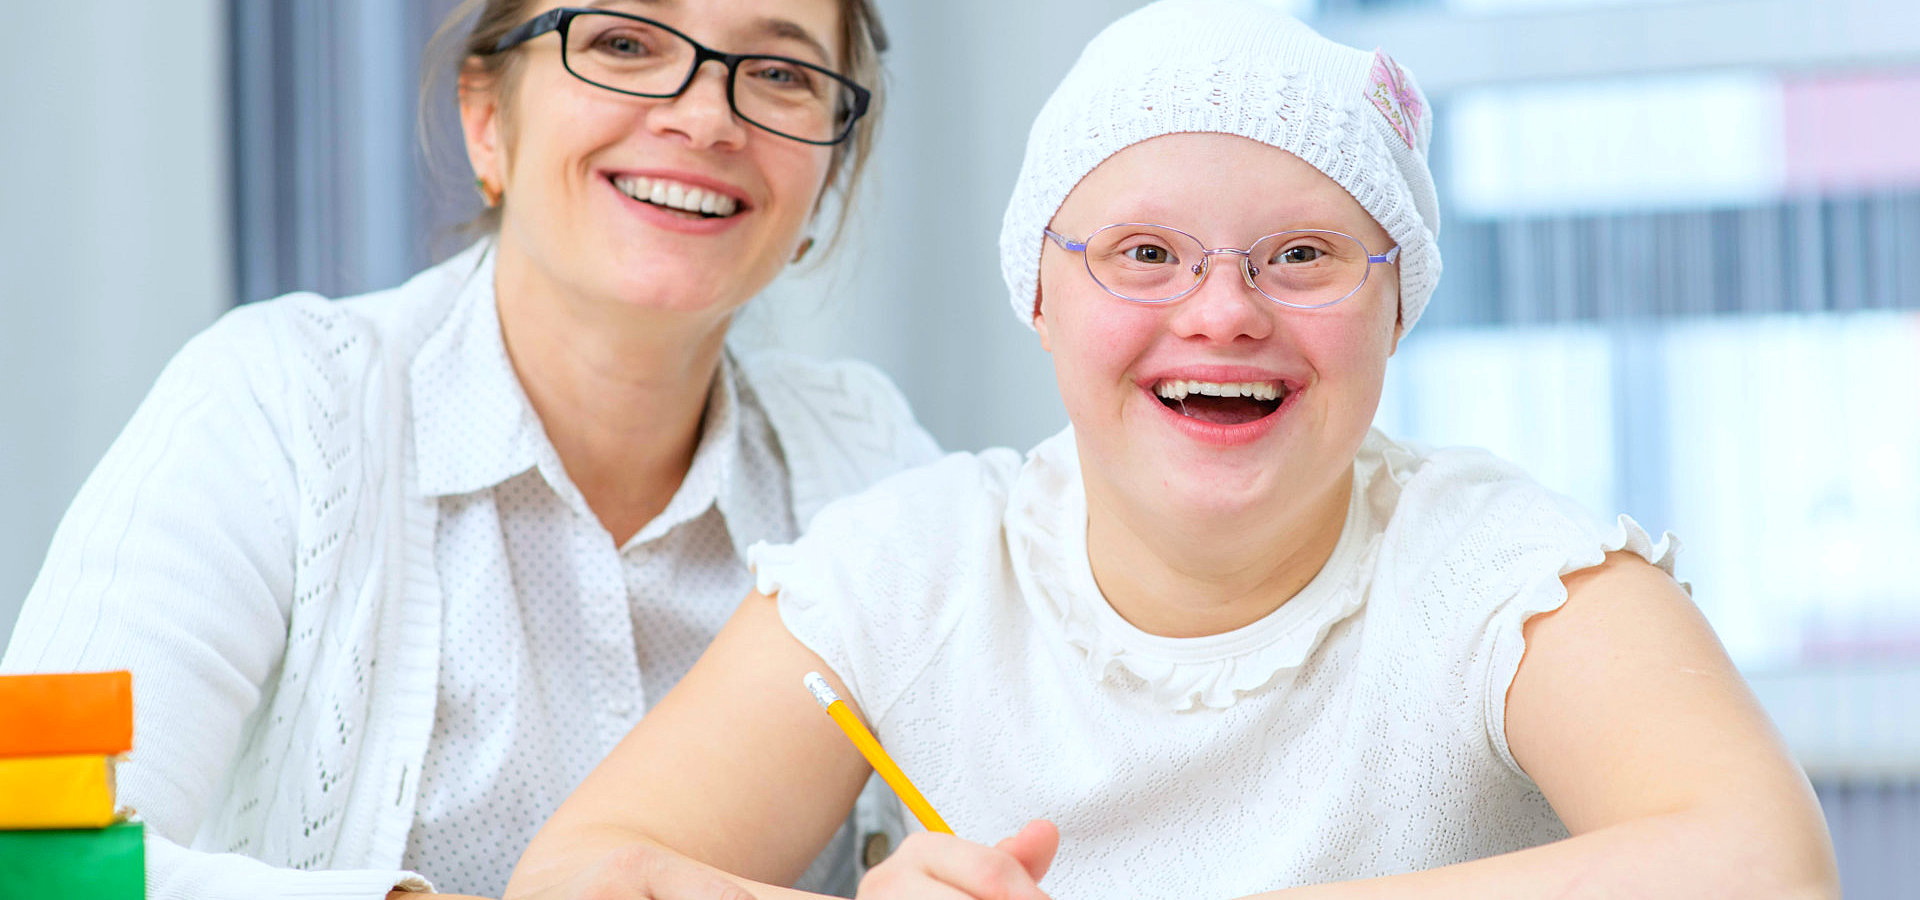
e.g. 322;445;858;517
992;820;1060;883
856;877;978;900
858;831;1052;900
573;843;760;900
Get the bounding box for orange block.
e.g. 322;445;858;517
0;671;133;758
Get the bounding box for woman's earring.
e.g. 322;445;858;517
791;237;816;264
474;177;502;209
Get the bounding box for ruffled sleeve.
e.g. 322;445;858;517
1378;443;1682;781
1479;512;1680;777
750;449;1025;723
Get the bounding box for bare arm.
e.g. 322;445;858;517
506;590;872;899
506;590;1058;900
1245;552;1838;899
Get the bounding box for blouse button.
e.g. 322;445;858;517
861;831;892;868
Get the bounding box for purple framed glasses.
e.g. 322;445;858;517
1044;223;1399;309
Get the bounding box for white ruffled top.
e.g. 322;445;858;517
754;426;1678;899
1004;428;1385;711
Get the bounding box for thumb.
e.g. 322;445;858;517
993;819;1060;883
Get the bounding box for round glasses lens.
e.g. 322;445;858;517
1246;230;1372;308
732;57;857;144
1083;225;1207;302
564;13;696;96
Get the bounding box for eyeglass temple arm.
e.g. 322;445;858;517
1370;246;1401;265
494;8;566;52
1043;229;1087;253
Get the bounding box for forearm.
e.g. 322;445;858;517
506;826;832;900
1248;807;1837;900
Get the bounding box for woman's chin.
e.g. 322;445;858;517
1112;441;1345;533
597;264;749;316
1125;463;1274;524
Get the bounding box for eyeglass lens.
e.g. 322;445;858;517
1082;225;1376;307
562;12;857;144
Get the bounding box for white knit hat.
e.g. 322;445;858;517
998;0;1442;332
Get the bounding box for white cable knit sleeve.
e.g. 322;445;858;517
143;836;430;900
735;349;942;530
0;311;427;900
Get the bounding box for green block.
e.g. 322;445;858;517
0;821;143;900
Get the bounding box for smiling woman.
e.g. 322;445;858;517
0;0;936;899
424;0;885;246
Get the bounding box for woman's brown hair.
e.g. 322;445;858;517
418;0;887;248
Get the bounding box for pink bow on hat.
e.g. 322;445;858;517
1368;50;1424;151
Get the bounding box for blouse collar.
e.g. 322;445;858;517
409;242;786;560
410;244;542;498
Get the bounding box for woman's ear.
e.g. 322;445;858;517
1032;288;1053;353
458;63;506;193
1387;283;1405;356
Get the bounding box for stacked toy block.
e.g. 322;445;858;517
0;671;143;898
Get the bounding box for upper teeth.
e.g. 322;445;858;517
1156;380;1282;401
612;176;739;217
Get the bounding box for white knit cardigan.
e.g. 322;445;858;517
2;243;939;899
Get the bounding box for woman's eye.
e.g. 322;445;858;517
596;32;650;57
1278;245;1324;264
1126;244;1173;264
751;62;815;90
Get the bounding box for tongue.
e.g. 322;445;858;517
1176;395;1275;425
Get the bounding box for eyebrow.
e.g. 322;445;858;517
585;0;838;67
752;16;836;67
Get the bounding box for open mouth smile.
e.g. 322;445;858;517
1153;378;1293;426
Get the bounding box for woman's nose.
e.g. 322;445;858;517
646;63;749;149
1169;257;1276;343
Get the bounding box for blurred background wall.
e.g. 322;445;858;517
2;0;1916;893
0;1;232;645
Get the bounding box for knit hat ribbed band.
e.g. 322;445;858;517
998;0;1443;333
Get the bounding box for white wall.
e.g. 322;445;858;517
0;1;231;647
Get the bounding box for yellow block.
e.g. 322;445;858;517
0;755;116;830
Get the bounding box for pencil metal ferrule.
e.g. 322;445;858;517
803;671;841;709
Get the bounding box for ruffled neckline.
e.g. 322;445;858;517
1006;428;1394;712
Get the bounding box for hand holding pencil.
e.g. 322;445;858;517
803;672;1059;900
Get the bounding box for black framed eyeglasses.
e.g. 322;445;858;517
490;7;872;146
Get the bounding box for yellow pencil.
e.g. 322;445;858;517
803;671;954;835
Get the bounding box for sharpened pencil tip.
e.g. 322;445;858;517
803;671;839;709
